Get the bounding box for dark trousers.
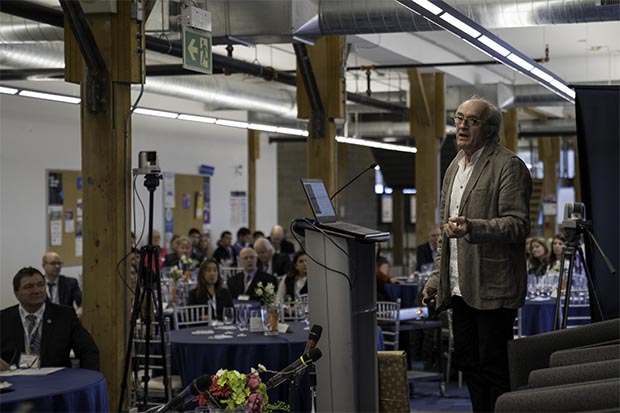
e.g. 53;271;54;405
451;296;517;413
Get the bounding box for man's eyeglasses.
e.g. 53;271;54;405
452;115;482;127
46;261;63;266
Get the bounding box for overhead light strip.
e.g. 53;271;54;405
336;136;417;153
394;0;576;103
19;89;81;104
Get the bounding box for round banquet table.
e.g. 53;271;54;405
171;322;310;411
384;283;419;308
521;298;591;336
0;368;109;413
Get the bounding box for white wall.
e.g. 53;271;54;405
0;93;277;308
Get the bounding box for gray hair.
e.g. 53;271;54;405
467;95;502;142
254;237;274;254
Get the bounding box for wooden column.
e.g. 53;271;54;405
539;137;560;238
248;129;259;231
391;189;404;265
64;2;142;408
297;36;345;195
409;69;444;248
573;137;582;202
336;141;347;214
502;107;518;153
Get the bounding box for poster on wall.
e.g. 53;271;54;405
230;191;247;228
49;206;63;246
410;195;417;224
381;195;392;223
48;172;63;205
64;211;75;233
202;176;211;235
75;198;83;257
163;172;175;208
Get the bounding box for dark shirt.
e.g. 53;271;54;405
227;270;278;301
187;288;234;321
213;243;237;267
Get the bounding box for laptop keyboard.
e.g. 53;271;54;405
323;221;381;235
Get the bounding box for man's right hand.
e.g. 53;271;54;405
422;285;437;307
0;358;10;371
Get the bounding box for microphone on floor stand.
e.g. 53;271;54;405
266;348;322;390
329;163;378;201
157;374;212;413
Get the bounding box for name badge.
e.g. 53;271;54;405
237;295;250;301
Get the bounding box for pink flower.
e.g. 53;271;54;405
246;392;264;413
246;373;261;390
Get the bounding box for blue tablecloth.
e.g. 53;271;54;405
0;368;108;412
384;283;419;308
521;298;591;336
171;322;310;411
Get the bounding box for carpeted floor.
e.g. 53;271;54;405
410;379;472;412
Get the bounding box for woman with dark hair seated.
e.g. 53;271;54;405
527;237;549;277
187;258;233;321
276;251;308;303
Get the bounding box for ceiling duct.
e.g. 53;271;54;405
0;13;63;43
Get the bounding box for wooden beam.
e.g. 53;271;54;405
300;36;344;194
501;107;518;153
68;7;143;408
391;190;404;266
248;129;259;232
407;68;432;127
411;71;444;250
539;137;560;238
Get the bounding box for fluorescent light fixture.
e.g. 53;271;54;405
403;188;417;194
335;136;417;153
530;67;554;83
374;165;381;171
248;123;279;133
385;187;394;194
178;114;216;124
550;79;576;99
506;53;534;71
411;0;443;15
215;119;249;128
0;86;19;95
19;89;81;104
134;107;178;119
478;35;510;57
276;127;306;136
440;13;481;38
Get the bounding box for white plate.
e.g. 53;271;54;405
0;381;12;390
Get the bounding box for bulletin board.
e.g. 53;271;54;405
171;173;206;238
46;169;83;265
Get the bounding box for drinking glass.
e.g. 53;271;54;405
223;306;235;326
237;305;249;331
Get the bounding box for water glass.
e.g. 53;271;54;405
237;305;249;331
223;306;235;325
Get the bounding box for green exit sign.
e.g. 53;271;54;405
182;27;212;74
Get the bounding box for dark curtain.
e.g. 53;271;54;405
574;85;620;321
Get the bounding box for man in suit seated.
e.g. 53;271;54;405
227;247;278;300
0;267;99;371
42;251;83;317
254;238;292;277
268;225;295;255
416;226;441;272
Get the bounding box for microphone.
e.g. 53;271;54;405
157;374;212;412
303;325;322;354
329;163;378;201
266;347;322;390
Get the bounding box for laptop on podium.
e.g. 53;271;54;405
300;178;390;240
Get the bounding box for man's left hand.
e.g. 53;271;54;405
445;216;469;238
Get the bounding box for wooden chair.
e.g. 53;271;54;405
173;304;211;329
377;299;401;350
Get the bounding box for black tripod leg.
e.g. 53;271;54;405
561;251;576;330
577;246;605;322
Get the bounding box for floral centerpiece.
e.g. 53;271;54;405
180;255;198;282
255;282;278;336
168;266;184;303
193;367;269;413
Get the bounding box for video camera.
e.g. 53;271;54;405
133;151;161;176
560;202;591;243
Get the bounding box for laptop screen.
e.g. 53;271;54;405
300;179;337;223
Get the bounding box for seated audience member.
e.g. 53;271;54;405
252;230;265;243
254;238;292;277
268;225;295;255
233;227;252;257
213;231;237;267
152;229;167;268
376;256;399;301
42;252;82;317
227;248;278;300
188;228;205;263
527;237;549;276
199;233;214;261
548;232;585;275
163;235;193;268
416;226;441;272
1;267;99;371
187;259;233;321
277;252;308;303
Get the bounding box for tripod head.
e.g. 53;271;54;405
560;202;592;246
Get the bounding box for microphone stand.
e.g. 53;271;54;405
329;163;377;201
308;365;318;413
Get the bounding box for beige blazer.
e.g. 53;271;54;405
426;141;532;311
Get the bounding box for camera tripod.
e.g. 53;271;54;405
553;221;614;330
118;173;171;412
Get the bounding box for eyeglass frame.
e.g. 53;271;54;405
452;114;483;127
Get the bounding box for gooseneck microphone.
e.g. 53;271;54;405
329;163;378;201
303;324;323;354
157;374;212;412
266;347;322;390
